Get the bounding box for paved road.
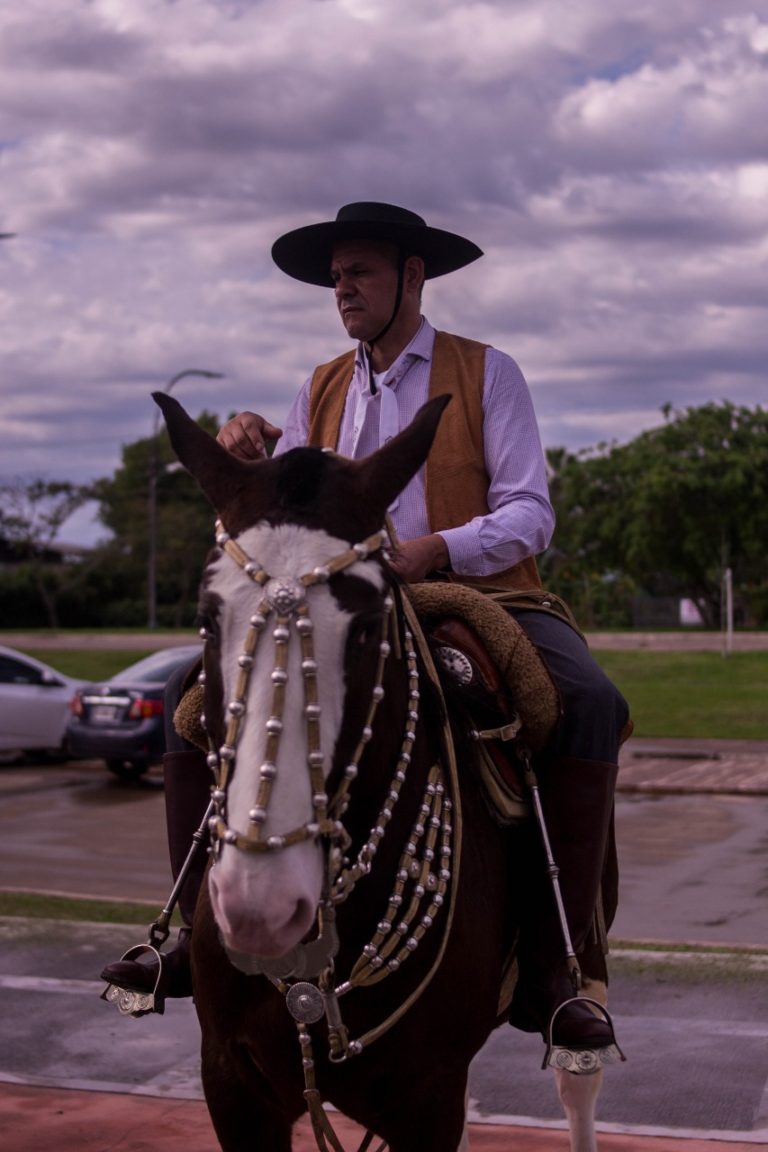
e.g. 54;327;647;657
1;919;766;1149
3;742;768;946
0;746;767;1146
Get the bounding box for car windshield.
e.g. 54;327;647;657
110;648;200;685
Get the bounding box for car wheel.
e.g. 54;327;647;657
106;758;150;780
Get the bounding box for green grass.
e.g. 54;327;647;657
593;650;768;739
0;889;183;926
11;643;768;738
21;649;156;680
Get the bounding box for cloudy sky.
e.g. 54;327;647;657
2;0;767;543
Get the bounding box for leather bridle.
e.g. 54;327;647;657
200;517;462;1091
204;518;390;861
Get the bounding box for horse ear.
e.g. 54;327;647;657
152;391;262;513
352;394;451;519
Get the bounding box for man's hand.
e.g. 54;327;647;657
217;412;283;460
385;534;450;583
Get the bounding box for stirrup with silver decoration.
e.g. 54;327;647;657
100;943;168;1018
543;997;626;1074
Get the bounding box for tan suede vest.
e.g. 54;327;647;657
307;330;542;592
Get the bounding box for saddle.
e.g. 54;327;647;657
405;582;561;823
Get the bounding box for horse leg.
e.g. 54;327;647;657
200;1038;294;1152
554;975;610;1152
555;1067;602;1152
381;1070;469;1152
457;1083;471;1151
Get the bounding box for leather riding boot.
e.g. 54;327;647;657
163;748;212;927
100;748;211;1005
101;926;193;1009
509;757;619;1049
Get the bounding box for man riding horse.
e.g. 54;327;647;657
102;201;629;1054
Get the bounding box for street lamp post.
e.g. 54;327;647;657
147;369;224;629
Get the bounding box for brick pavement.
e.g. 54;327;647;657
619;737;768;795
1;1084;761;1152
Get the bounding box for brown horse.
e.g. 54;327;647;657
156;391;610;1152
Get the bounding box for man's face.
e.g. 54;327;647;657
330;240;400;342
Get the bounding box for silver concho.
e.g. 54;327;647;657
435;645;473;686
265;577;305;615
103;984;155;1016
547;1045;603;1074
286;981;325;1024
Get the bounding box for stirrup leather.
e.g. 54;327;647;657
100;943;166;1018
543;997;626;1074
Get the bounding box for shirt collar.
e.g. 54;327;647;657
353;318;435;392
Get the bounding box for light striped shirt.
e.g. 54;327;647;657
276;318;555;577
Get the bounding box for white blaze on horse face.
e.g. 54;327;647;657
206;523;384;958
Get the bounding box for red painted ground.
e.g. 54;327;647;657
0;1084;758;1152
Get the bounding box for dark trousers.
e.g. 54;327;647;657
510;610;629;763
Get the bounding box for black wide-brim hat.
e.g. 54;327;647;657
271;202;483;287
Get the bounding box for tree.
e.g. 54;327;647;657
0;479;92;628
545;402;768;627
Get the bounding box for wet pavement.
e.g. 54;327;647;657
2;739;767;950
0;739;766;1149
1;918;765;1150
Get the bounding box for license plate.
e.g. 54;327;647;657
91;705;118;723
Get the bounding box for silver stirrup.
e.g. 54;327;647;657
543;997;626;1074
100;944;164;1018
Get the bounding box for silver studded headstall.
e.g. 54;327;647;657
203;520;391;861
201;519;458;1067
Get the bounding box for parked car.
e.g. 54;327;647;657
66;645;202;780
0;645;86;762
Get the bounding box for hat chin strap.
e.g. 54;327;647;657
365;255;406;395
